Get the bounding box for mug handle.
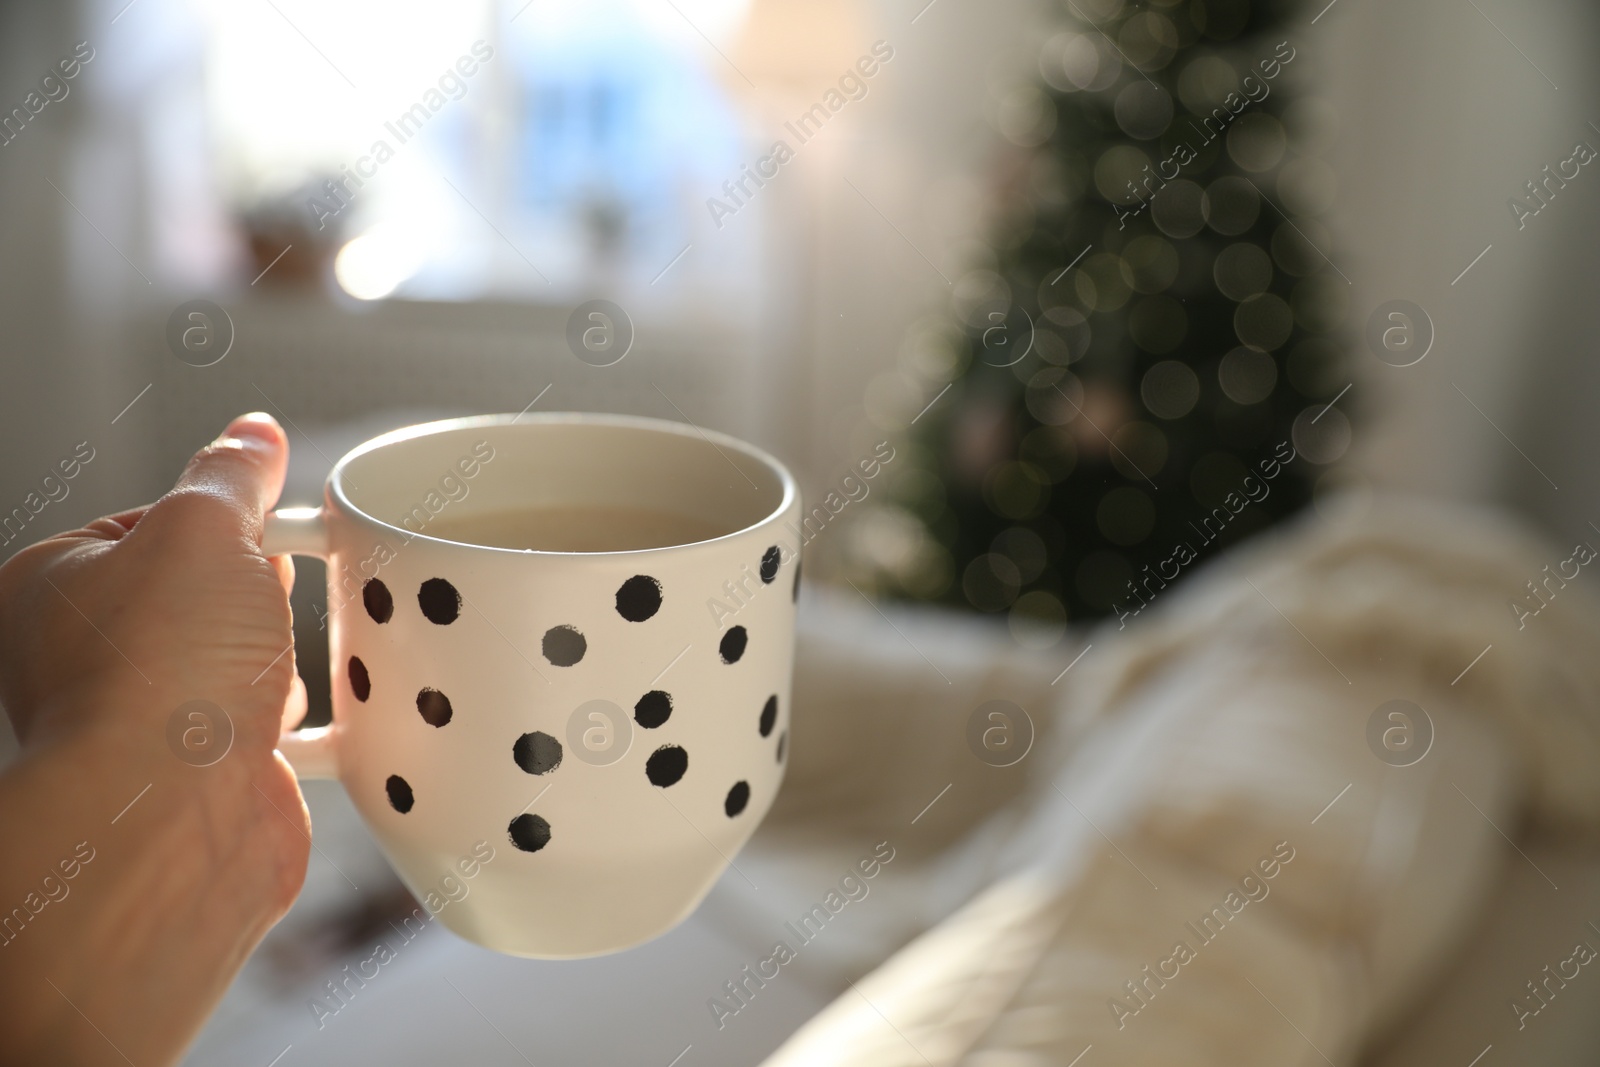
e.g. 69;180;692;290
261;507;339;781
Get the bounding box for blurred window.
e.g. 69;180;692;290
189;0;755;302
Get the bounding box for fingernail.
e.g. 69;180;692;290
221;412;282;447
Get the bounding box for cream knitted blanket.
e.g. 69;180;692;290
760;498;1600;1065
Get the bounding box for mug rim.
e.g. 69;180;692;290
326;411;799;558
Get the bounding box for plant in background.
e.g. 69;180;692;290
873;0;1350;640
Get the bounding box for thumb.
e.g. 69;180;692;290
141;413;290;551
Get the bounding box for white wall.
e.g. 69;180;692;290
1324;0;1600;542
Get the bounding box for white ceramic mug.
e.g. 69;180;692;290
264;413;800;958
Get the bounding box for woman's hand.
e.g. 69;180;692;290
0;413;312;1066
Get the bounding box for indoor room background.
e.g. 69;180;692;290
2;0;1599;1064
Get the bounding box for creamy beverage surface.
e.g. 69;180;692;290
422;506;732;552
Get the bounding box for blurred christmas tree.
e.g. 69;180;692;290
884;0;1351;638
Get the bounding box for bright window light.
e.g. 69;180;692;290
334;225;425;300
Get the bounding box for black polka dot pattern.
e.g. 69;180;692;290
615;575;662;622
542;625;586;666
646;745;688;787
386;774;413;813
634;690;672;729
363;579;393;623
348;656;371;702
509;813;551;853
418;578;460;625
416;688;453;727
376;559;792;828
513;731;563;775
725;781;750;817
